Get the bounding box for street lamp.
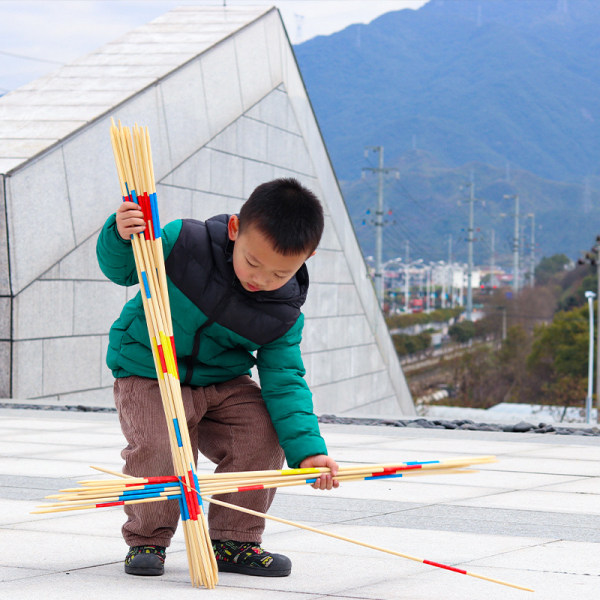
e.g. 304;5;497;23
585;290;596;424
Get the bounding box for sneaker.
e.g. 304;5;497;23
212;540;291;577
124;545;166;576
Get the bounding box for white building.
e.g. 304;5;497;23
0;6;414;416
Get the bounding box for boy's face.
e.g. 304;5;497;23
228;215;313;293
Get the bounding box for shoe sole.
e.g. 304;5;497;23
124;566;164;576
217;561;291;577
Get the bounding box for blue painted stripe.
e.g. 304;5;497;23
178;480;190;520
405;460;439;466
131;189;139;204
192;470;203;510
118;490;181;502
150;192;161;239
173;418;183;447
178;495;189;521
120;484;171;496
365;473;403;480
141;271;151;299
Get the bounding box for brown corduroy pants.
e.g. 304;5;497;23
114;375;285;548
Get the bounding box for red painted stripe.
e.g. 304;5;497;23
141;476;179;485
157;344;168;374
423;560;467;575
97;501;124;508
140;193;153;240
183;472;199;521
238;484;265;492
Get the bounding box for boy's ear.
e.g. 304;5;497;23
309;251;316;258
228;215;240;241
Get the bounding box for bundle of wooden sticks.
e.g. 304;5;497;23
107;119;217;588
34;455;495;513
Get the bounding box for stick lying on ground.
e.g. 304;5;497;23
204;496;534;593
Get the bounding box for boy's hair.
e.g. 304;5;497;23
239;178;324;256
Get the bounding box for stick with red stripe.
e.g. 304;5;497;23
204;496;534;593
109;121;217;588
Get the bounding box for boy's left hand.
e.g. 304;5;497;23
299;455;339;491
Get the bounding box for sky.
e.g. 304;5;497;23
0;0;429;94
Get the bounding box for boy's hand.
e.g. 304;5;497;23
116;201;146;240
299;455;339;491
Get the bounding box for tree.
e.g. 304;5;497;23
535;254;571;286
448;320;475;343
496;325;533;403
526;304;591;405
451;345;497;409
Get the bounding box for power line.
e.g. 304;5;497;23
0;49;63;65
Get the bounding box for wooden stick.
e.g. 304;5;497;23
203;497;534;593
89;465;132;479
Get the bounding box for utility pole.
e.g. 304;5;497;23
441;263;447;310
527;213;535;287
461;175;481;320
425;267;431;313
404;240;410;312
362;146;398;309
585;291;596;424
490;228;496;288
578;236;600;422
447;234;453;307
467;179;474;319
514;195;521;293
504;194;520;294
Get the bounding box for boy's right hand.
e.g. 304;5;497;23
116;201;146;240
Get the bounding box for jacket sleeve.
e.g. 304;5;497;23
256;313;328;468
96;213;181;286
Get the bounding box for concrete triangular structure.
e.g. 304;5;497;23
0;6;414;416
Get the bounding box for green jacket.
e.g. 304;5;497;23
96;213;327;468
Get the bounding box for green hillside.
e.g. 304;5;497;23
343;151;600;264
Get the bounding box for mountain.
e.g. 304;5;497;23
343;150;599;265
294;0;600;262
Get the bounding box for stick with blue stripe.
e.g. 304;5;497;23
108;120;216;588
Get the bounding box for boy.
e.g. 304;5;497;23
96;178;339;578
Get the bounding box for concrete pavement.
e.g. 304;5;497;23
1;406;599;599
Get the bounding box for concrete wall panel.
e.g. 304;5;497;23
13;281;74;340
12;340;44;398
62;121;123;247
52;235;106;281
6;151;75;294
0;175;10;294
160;60;211;168
42;336;103;396
235;19;274;111
201;41;244;138
73;281;127;336
165;148;211;193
